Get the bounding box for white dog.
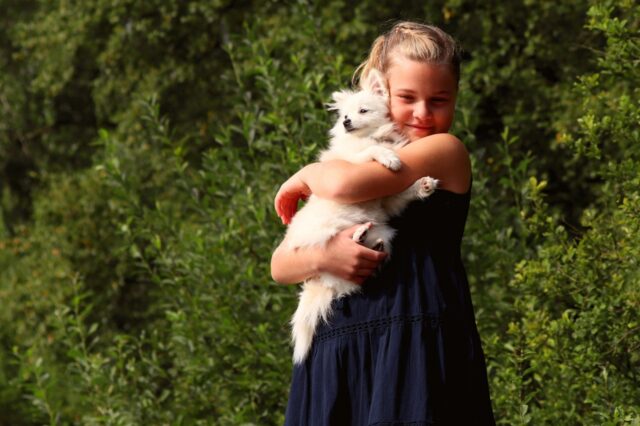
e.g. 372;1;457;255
284;70;438;363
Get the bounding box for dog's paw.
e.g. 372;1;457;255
372;238;385;252
374;150;402;171
416;177;439;198
352;222;372;244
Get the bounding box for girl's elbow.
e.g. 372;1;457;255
270;250;286;284
270;264;290;284
271;271;285;284
270;246;298;284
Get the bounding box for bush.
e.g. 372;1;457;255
0;0;638;424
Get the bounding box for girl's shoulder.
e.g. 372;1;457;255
399;133;471;194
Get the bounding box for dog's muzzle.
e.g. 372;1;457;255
343;118;354;132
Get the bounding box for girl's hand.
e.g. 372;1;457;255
317;224;387;285
275;170;312;224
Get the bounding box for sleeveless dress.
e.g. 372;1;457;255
284;187;496;426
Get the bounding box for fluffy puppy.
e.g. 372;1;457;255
284;70;437;363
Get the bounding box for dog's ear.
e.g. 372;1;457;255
363;69;388;98
327;90;350;111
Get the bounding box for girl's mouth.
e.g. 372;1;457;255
407;124;434;133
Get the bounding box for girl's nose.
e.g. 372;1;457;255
413;102;431;120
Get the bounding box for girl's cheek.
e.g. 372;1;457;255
391;103;408;118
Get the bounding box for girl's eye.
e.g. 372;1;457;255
359;108;368;114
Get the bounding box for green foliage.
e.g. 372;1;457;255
479;1;640;424
0;0;638;424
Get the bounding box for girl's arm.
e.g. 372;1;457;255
271;224;387;284
275;133;470;223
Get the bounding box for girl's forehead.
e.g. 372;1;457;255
386;58;457;94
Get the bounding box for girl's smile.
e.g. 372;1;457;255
387;57;458;142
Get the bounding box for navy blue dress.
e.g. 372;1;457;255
284;187;496;426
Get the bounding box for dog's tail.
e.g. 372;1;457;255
291;282;335;364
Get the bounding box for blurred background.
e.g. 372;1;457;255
0;0;638;424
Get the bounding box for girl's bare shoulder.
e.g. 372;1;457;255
399;133;471;194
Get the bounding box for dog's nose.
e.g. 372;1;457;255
343;118;352;128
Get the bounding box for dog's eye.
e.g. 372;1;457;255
359;108;368;114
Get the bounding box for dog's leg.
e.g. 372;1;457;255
354;223;386;252
384;176;438;216
354;223;395;255
352;145;401;170
352;222;372;244
414;176;439;198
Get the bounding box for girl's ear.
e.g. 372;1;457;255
363;69;388;98
327;90;350;111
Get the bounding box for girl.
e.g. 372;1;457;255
272;21;495;425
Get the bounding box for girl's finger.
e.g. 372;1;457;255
361;247;387;262
358;259;380;269
354;271;374;282
352;277;365;285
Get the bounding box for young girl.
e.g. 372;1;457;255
272;21;495;425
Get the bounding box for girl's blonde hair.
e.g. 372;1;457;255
353;21;462;88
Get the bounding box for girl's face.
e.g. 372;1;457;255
387;56;458;142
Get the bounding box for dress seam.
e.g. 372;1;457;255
369;421;435;426
316;313;443;343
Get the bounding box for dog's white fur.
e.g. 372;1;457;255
284;70;438;363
